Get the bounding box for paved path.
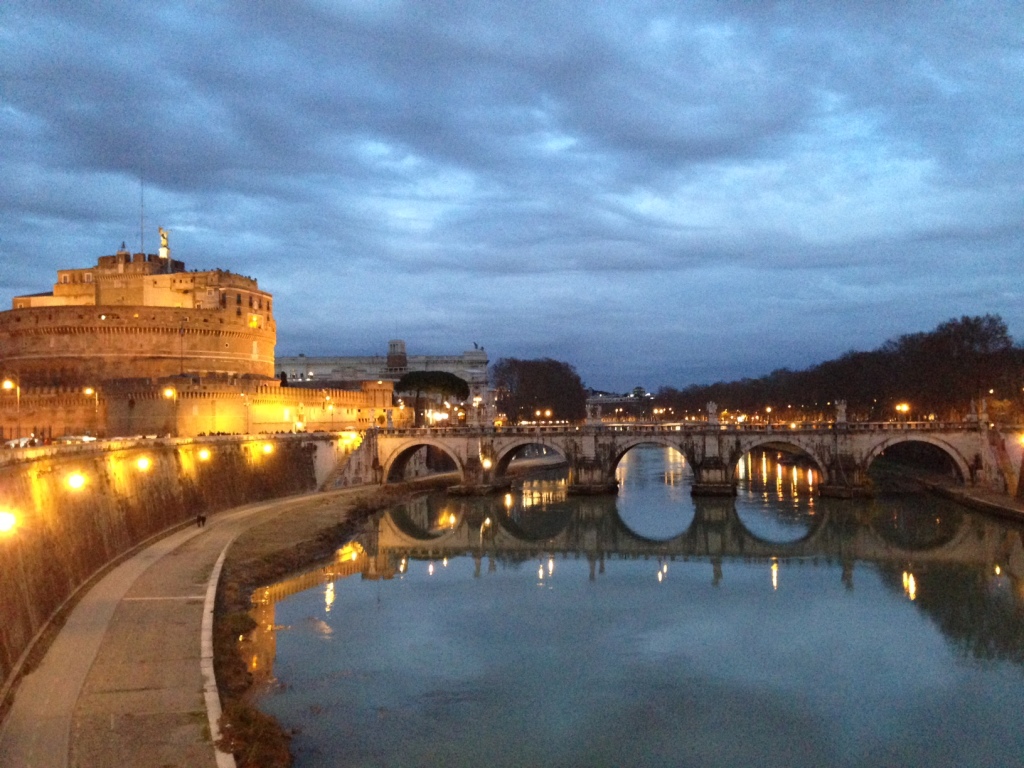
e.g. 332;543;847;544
0;493;335;768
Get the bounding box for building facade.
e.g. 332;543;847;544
277;340;489;388
4;240;275;385
0;233;407;440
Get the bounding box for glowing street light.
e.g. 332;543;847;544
83;386;100;436
66;471;87;491
2;376;22;439
163;386;179;436
0;510;17;535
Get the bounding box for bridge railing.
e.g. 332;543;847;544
376;420;991;438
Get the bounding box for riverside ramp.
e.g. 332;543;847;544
0;491;359;768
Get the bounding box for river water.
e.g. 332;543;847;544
249;446;1024;767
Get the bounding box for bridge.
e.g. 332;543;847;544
369;418;1024;498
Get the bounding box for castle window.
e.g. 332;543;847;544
60;274;69;284
84;273;93;283
236;293;242;305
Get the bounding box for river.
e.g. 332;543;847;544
247;445;1024;767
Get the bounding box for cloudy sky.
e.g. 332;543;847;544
1;2;1021;392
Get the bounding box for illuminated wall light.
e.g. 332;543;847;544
66;472;87;491
481;457;493;470
198;448;211;461
136;456;152;472
262;443;274;455
0;510;17;534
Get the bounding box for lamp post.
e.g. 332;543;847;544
163;386;178;437
2;376;21;440
83;387;99;436
240;392;250;434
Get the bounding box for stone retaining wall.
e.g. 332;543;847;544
0;434;343;697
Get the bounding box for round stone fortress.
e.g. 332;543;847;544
1;237;275;385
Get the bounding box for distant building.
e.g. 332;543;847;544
277;340;489;388
278;341;495;425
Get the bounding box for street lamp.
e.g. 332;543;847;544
83;387;99;436
240;392;250;434
163;386;178;436
2;376;21;440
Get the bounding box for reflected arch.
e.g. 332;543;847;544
730;503;828;548
381;439;464;484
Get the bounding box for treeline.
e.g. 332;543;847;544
653;315;1024;422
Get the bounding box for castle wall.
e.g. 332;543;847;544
0;305;275;385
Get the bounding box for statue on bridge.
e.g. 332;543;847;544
835;400;847;424
706;401;718;425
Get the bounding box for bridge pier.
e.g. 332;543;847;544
448;455;511;495
567;458;619;495
819;453;873;498
689;429;740;496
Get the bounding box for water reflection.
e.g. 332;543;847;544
249;447;1024;768
734;449;819;544
615;445;694;540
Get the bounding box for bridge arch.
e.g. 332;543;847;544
733;438;829;479
492;439;569;479
381;438;465;485
862;434;971;484
610;437;690;474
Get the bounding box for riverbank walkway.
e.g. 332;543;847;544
0;491;355;768
1;483;1023;767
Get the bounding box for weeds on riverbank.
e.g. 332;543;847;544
213;485;421;767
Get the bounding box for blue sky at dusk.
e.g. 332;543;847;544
1;2;1022;392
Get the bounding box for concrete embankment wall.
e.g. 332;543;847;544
0;433;354;699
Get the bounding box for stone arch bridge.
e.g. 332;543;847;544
371;421;1024;498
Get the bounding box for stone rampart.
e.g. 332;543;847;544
0;304;275;384
0;433;349;700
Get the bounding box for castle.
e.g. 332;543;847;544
0;232;403;440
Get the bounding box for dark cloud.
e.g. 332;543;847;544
2;0;1022;391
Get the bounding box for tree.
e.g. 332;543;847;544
491;357;587;423
395;371;470;426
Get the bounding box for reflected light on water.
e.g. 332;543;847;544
428;562;434;576
772;559;779;591
324;582;335;613
903;571;917;601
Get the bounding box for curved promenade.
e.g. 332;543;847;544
0;491;352;768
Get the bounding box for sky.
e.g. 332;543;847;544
1;1;1022;393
